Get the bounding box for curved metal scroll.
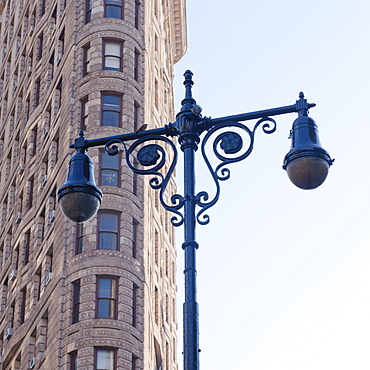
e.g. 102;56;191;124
105;135;185;227
197;117;277;225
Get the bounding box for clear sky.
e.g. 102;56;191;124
172;0;370;369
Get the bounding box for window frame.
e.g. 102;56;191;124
80;97;88;130
134;49;140;81
103;39;122;72
75;222;84;255
134;0;140;29
98;211;120;250
86;0;93;23
94;347;117;370
70;351;78;370
101;92;122;127
104;0;123;20
96;276;118;319
72;279;81;324
100;150;121;187
83;44;91;76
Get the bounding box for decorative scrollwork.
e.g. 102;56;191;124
219;132;243;154
196;117;277;225
137;145;161;166
104;136;185;227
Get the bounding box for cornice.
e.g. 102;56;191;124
173;0;187;63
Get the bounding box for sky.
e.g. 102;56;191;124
172;1;370;369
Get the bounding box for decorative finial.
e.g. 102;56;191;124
180;70;196;112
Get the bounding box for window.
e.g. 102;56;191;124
98;212;119;250
72;280;81;323
154;79;159;109
31;125;37;157
26;177;34;211
20;288;26;325
132;218;138;258
96;277;117;319
132;353;138;370
102;94;121;127
132;283;138;327
105;0;123;19
80;97;88;130
133;101;140;131
35;79;40;107
49;52;55;81
37;33;43;61
75;223;83;255
39;208;45;242
86;0;92;23
100;151;120;186
83;45;91;75
154;286;159;324
58;28;65;55
70;351;78;370
104;41;121;71
134;49;139;80
95;348;116;370
36;267;42;300
134;1;140;29
40;0;46;16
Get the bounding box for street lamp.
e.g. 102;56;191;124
58;70;333;370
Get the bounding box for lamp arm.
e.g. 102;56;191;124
197;101;315;135
70;124;178;150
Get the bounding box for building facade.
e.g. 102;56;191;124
0;0;186;369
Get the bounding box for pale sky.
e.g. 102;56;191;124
172;1;370;369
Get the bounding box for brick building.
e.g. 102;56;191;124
0;0;186;369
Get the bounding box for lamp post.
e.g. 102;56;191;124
58;70;333;370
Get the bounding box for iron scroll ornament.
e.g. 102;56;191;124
196;117;277;225
104;135;186;227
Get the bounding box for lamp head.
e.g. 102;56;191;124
58;148;102;223
283;114;333;190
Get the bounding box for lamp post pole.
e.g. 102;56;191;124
58;70;333;370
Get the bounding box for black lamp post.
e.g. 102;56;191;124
58;70;333;370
